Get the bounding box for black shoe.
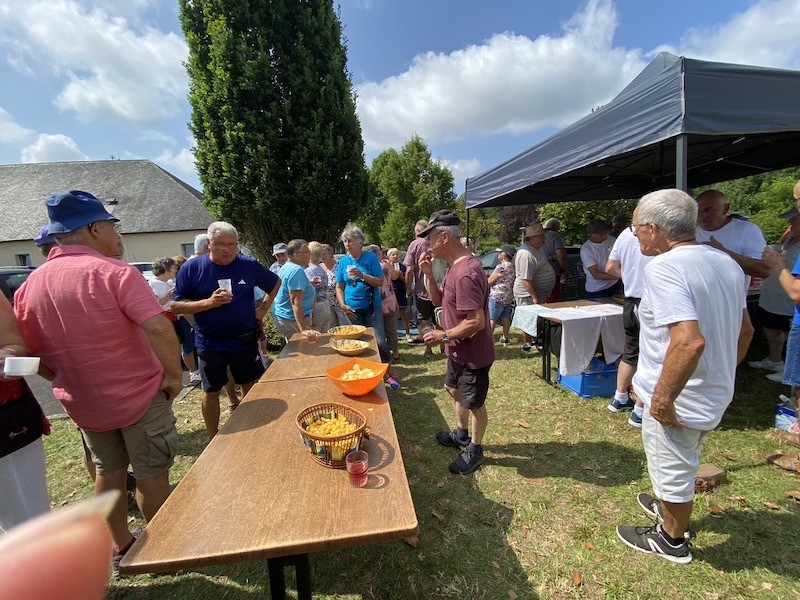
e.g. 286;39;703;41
616;524;692;564
449;447;485;475
436;429;469;448
407;337;425;345
637;492;664;523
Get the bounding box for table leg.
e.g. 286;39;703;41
267;554;312;600
542;318;551;384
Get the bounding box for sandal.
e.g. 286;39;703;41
774;430;800;448
765;452;800;473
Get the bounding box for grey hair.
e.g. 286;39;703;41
308;241;324;263
433;224;461;238
543;218;561;230
414;220;428;235
193;233;210;254
364;244;381;256
637;189;698;240
340;224;365;245
286;239;308;257
207;221;238;239
53;226;90;246
152;256;177;276
319;243;334;256
387;247;399;256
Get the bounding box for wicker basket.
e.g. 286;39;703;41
327;325;367;340
296;402;367;468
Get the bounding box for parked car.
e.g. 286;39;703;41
0;266;35;306
129;262;155;281
478;247;587;300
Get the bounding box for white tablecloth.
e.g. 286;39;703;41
511;303;624;375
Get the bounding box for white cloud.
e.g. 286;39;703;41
668;0;800;69
140;129;176;144
20;133;89;162
0;106;33;143
355;0;643;153
441;157;481;193
0;0;188;124
156;147;196;176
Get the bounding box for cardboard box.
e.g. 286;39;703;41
556;358;617;398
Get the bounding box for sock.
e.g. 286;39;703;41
455;427;469;443
614;391;629;402
633;407;643;417
658;525;684;546
467;442;483;455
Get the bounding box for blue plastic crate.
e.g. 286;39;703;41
556;358;617;398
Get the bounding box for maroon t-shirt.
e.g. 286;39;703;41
441;256;494;369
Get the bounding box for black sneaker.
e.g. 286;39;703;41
449;447;485;475
607;397;636;412
636;492;664;523
616;524;692;564
436;429;470;448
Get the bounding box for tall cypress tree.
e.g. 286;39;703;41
179;0;367;261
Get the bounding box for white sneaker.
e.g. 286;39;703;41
766;372;785;383
748;358;784;372
189;370;202;383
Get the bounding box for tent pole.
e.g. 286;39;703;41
675;134;688;192
465;207;471;243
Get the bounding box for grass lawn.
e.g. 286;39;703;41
44;334;800;599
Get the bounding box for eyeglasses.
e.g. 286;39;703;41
629;222;652;233
90;221;121;233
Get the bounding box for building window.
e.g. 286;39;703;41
180;243;193;257
15;254;32;267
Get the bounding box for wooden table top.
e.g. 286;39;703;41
120;354;417;575
260;331;380;382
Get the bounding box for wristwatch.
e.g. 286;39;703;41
441;332;449;344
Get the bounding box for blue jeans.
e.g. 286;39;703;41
350;306;390;363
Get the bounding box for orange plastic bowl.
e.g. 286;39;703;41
325;357;388;397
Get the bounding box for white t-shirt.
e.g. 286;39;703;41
149;279;173;310
608;228;652;299
632;245;746;430
696;218;766;291
580;239;618;292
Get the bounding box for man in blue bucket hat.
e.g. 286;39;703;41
14;190;183;575
33;224;57;258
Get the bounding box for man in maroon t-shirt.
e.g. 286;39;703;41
419;210;494;474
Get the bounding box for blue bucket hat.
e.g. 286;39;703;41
33;224;56;247
46;190;118;234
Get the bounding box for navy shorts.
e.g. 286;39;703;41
416;297;434;321
197;345;265;392
621;297;641;366
445;359;491;410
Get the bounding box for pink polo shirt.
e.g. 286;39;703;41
14;245;164;431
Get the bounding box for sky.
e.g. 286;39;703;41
1;0;800;196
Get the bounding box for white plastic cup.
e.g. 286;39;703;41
347;265;357;279
3;356;40;376
218;279;232;293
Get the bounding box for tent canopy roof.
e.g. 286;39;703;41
465;53;800;209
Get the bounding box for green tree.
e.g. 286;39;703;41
537;199;637;245
364;136;456;249
180;0;367;262
455;195;500;254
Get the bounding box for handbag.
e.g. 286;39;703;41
0;386;45;459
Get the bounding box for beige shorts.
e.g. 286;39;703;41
80;392;177;480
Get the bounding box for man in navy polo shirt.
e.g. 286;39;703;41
172;221;280;438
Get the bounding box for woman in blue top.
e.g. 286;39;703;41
272;239;318;342
335;225;384;328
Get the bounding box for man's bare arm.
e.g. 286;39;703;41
140;314;183;402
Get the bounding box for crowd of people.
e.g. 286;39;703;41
2;182;800;578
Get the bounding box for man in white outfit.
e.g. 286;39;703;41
616;189;753;564
605;209;653;426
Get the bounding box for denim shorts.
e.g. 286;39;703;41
780;324;800;386
489;297;513;322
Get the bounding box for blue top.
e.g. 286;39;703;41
792;253;800;326
273;261;315;321
336;252;382;311
174;254;279;352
